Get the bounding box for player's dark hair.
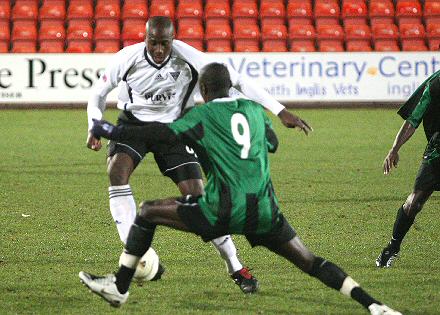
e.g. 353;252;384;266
199;63;232;92
146;16;174;34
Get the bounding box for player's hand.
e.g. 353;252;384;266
278;109;313;135
383;148;399;175
86;131;102;151
90;119;121;141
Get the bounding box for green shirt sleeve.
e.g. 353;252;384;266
406;82;432;129
169;106;205;141
263;112;278;153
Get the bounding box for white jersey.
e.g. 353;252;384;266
87;40;285;130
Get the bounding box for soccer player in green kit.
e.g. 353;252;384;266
376;70;440;268
80;63;401;315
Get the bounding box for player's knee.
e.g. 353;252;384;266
139;200;156;221
108;167;130;185
403;196;423;217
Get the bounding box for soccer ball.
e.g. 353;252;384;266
119;247;160;285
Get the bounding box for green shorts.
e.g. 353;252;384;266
176;195;296;248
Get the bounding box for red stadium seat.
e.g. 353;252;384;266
0;20;10;41
318;39;344;51
66;39;92;52
233;20;260;39
396;0;422;25
0;1;10;20
122;19;145;41
374;39;400;50
372;23;399;39
177;0;203;18
39;40;65;53
346;40;372;51
234;38;259;51
204;0;230;20
401;39;427;50
95;39;121;53
12;0;38;20
94;19;120;40
206;39;232;52
122;39;140;47
95;0;120;20
150;0;175;19
428;38;440;50
0;41;9;53
67;19;93;40
262;23;288;40
39;1;66;20
12;40;36;52
399;23;425;39
314;0;340;26
122;1;148;20
289;24;315;40
12;20;37;41
369;0;395;26
289;39;316;51
39;20;65;40
287;1;312;25
67;0;94;21
232;1;258;20
316;24;344;40
427;23;440;39
179;38;203;50
260;0;286;19
344;24;371;40
342;0;368;25
262;39;287;51
205;19;232;39
177;18;204;39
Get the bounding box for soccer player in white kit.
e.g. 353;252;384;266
86;16;311;293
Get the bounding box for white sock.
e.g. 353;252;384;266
211;235;243;274
109;185;137;244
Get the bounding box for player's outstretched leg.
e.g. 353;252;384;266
79;271;129;307
376;190;432;268
211;235;259;294
267;236;401;314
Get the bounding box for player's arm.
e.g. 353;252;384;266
383;121;416;175
264;114;278;153
228;71;312;135
91;119;180;145
173;40;312;135
384;78;437;174
86;50;128;151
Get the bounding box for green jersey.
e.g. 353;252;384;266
169;97;280;235
398;70;440;162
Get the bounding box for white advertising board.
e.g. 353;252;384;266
0;52;439;104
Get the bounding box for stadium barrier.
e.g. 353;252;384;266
0;52;438;107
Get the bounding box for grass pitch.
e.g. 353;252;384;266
0;108;439;315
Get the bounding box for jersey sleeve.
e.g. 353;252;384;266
406;77;440;129
172;40;285;116
169;106;205;142
87;47;134;130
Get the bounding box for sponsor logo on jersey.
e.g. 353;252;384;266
154;73;166;81
145;90;177;102
169;71;180;81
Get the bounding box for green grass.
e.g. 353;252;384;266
0;108;439;315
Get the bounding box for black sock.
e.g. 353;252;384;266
308;257;379;309
115;215;157;293
125;215;157;257
390;206;414;250
115;265;136;294
351;287;380;309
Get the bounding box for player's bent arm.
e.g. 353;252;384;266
390;120;416;154
265;124;279;153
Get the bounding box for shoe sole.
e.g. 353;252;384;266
79;273;122;308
